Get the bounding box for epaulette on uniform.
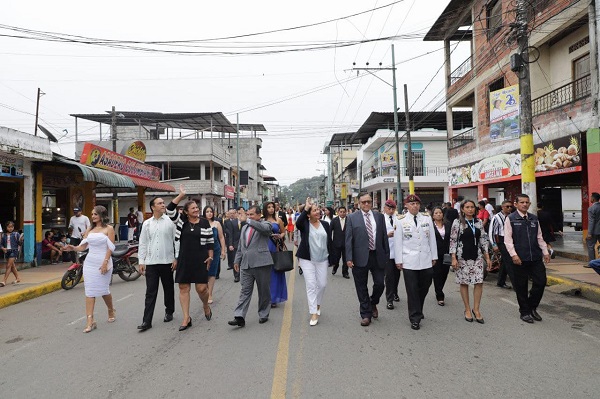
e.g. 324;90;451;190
397;214;406;220
421;212;430;217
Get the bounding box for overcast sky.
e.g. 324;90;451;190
1;0;468;185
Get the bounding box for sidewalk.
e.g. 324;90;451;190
1;253;599;309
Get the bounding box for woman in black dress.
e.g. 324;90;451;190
432;206;452;306
167;185;214;331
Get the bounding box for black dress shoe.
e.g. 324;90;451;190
332;267;338;275
372;304;379;319
234;277;240;283
164;313;173;322
228;316;245;327
520;314;534;323
386;302;394;310
393;294;400;302
411;322;420;330
343;274;350;279
259;317;269;324
179;317;192;331
137;322;152;331
531;309;542;321
360;318;371;326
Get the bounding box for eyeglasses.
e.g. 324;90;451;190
360;200;372;204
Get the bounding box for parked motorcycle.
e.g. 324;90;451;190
60;242;141;290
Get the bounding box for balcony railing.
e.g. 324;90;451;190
532;74;591;116
363;166;448;182
448;128;476;149
449;56;472;85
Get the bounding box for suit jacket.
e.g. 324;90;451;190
444;208;459;225
234;219;273;270
394;212;438;270
295;210;333;263
434;221;453;259
330;216;347;248
345;210;390;268
278;210;288;227
589;202;600;236
224;218;243;248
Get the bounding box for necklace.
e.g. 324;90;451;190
189;219;199;231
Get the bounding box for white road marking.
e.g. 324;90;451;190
68;316;87;326
116;294;134;302
578;331;600;344
501;298;518;307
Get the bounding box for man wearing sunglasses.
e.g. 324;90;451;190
488;200;515;289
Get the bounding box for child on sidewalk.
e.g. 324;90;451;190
0;221;22;286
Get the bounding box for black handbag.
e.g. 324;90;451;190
443;253;452;265
271;237;294;272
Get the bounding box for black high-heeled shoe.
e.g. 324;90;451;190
205;307;212;321
464;311;473;322
472;309;484;324
179;317;192;331
299;267;303;275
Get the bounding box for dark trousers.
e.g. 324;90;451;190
385;258;401;302
351;251;385;319
587;235;600;261
331;245;348;276
431;259;449;301
143;263;175;324
228;247;240;279
402;268;433;323
511;259;546;316
496;241;513;286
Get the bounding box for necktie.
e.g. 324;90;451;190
364;213;375;250
414;215;418;227
389;215;394;226
246;226;254;244
238;220;241;229
340;218;345;230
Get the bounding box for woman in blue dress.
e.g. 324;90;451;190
263;201;287;307
203;206;226;305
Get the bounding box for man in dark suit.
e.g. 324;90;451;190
228;205;274;327
444;202;459;225
345;192;390;326
275;202;288;228
224;207;244;282
330;206;349;278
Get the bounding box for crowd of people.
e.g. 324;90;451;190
4;186;600;334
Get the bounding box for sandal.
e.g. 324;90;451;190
0;282;5;287
207;299;213;304
108;308;116;323
83;316;97;333
12;280;21;285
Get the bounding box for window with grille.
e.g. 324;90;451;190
573;53;590;99
487;0;502;39
403;150;424;176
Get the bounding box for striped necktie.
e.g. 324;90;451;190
364;212;375;250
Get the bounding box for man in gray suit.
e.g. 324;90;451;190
587;192;600;262
228;205;274;327
346;192;390;326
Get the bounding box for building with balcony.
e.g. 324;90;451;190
73;112;268;219
425;0;600;227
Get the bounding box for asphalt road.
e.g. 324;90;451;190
1;263;599;399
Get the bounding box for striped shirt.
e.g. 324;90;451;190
488;212;507;247
166;202;214;258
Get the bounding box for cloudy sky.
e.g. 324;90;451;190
1;0;468;185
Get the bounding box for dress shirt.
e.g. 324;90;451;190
385;213;395;259
138;214;176;265
503;210;548;257
339;217;345;230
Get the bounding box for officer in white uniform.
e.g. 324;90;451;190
394;194;437;330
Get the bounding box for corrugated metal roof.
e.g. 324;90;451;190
129;177;175;192
57;158;135;189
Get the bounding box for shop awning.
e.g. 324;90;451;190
57;158;135;189
129;177;176;192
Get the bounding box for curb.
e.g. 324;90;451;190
547;275;600;304
0;279;63;310
554;250;588;262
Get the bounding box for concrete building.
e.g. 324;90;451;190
0;126;52;263
425;0;600;230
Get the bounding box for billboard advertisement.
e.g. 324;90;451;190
490;84;520;142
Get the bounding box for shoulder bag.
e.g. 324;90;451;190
271;237;294;272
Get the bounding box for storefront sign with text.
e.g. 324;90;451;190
80;143;161;181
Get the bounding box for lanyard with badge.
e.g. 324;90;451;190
466;219;477;246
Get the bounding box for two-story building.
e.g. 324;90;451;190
425;0;600;228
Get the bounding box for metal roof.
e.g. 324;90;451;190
70;112;238;133
423;0;474;42
327;133;356;146
348;111;473;144
56;158;136;189
238;124;267;132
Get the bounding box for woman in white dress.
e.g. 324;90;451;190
67;206;116;333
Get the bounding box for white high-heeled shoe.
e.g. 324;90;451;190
309;318;318;326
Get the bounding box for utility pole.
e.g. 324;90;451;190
353;44;402;201
34;88;42;136
516;0;537;209
111;106;119;227
404;84;414;195
236;113;240;209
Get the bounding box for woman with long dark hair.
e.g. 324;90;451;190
203;205;226;304
449;200;492;323
167;186;214;331
263;201;288;308
432;207;452;306
66;206;116;333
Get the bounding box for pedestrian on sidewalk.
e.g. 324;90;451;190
68;207;90;263
345;192;390;327
228;205;273;328
127;208;137;243
65;205;116;333
136;197;177;332
395;195;437;330
166;185;214;331
504;194;550;324
586;192;600;262
1;221;22;286
450;200;491;324
489;200;515;289
295;197;333;326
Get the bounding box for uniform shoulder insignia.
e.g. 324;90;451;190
421;212;430;217
397;214;406;220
